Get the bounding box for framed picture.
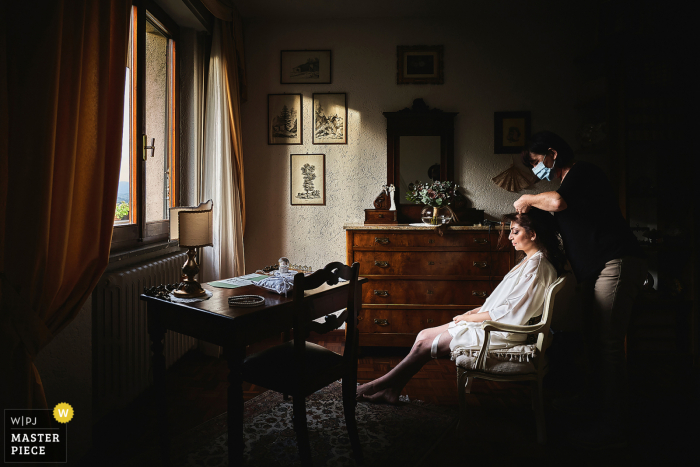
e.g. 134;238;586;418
268;94;302;145
280;50;332;84
397;45;444;84
313;93;347;145
290;154;326;206
494;111;531;154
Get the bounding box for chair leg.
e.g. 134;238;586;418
456;368;475;432
531;377;547;445
292;395;313;466
342;376;364;465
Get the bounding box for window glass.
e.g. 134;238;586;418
145;19;170;223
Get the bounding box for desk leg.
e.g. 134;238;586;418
149;323;169;466
226;346;246;467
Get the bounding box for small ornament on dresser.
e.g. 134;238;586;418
388;184;396;211
373;185;390;209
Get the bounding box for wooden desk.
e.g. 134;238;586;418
140;277;367;466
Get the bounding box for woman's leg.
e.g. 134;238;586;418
356;322;453;404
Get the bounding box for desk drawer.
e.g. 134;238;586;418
358;309;475;334
354;231;497;249
363;279;496;305
354;251;511;276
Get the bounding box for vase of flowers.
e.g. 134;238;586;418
405;180;459;225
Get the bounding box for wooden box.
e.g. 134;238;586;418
364;209;398;225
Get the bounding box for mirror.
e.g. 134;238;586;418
398;136;441;204
384;99;457;222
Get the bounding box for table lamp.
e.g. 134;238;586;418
169;200;213;298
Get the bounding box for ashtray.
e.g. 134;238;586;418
228;295;265;307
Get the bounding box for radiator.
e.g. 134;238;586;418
92;252;197;419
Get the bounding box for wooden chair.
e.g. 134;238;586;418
241;261;364;466
456;272;569;444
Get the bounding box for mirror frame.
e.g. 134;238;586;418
384;100;458;223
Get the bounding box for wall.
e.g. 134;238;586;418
241;11;596;272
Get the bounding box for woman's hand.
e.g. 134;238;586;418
453;313;471;324
453;307;482;323
514;195;532;214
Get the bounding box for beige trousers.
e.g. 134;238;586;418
580;255;647;427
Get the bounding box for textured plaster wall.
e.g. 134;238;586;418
242;13;594;272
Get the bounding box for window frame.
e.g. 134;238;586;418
111;0;180;252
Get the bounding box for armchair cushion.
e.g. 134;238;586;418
451;344;537;363
455;353;537;375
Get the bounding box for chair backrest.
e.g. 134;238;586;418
533;272;569;370
292;261;361;359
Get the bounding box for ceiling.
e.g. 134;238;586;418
230;0;547;20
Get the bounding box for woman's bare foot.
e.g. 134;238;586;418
358;387;401;405
356;382;379;399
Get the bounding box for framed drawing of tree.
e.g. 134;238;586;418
290;154;326;206
268;94;302;145
313;93;347;144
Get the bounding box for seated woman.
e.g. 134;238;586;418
357;208;566;404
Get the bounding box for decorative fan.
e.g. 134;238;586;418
492;156;538;192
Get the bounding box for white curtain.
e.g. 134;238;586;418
199;23;245;281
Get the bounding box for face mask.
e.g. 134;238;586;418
532;158;556;181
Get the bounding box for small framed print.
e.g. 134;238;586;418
313;93;347;145
494;111;531;154
281;50;332;84
397;45;444;84
268;93;302;145
291;153;326;206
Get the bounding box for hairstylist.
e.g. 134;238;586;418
513;130;646;448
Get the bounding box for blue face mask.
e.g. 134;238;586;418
532;159;556;181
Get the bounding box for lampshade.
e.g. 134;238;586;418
169;200;213;243
178;209;213;247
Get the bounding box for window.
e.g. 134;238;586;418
113;2;179;251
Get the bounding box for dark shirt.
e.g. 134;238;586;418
554;161;643;282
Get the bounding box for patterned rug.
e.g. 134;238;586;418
122;382;457;467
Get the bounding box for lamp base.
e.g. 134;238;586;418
172;279;207;298
173;248;207;298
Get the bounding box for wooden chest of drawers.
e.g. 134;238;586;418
345;225;515;347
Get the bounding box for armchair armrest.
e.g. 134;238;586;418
472;320;544;371
480;320;545;334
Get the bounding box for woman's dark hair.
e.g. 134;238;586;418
500;208;566;276
520;130;574;169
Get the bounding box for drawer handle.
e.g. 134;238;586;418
428;261;435;265
378;214;384;218
472;291;488;297
426;318;434;324
473;261;488;268
375;237;390;244
473;238;489;244
374;290;389;296
374;319;389;326
428;239;435;244
427;290;434;295
374;261;389;268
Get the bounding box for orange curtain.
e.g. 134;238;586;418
0;0;131;410
200;0;247;234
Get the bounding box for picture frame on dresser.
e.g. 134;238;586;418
313;93;347;144
280;50;332;84
268;93;302;145
290;153;326;206
494;111;531;154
